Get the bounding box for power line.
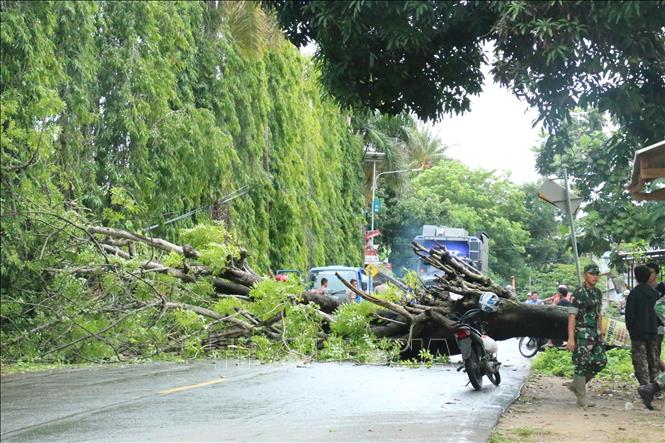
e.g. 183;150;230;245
143;186;250;232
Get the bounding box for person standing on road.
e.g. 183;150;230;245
645;262;665;372
638;293;665;410
556;285;571;307
625;265;660;386
566;264;607;408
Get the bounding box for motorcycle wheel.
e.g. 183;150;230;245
518;336;540;358
487;368;501;386
464;348;484;390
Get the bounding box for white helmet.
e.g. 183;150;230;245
479;292;500;313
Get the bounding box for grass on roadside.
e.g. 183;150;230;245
491;427;553;443
532;347;635;381
490;431;513;443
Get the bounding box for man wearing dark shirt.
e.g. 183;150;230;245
557;285;571;307
625;265;660;385
645;262;665;372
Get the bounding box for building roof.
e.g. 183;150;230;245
628;140;665;201
618;248;665;262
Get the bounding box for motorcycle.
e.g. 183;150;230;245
451;308;501;390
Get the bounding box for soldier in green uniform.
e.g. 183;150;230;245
566;263;607;408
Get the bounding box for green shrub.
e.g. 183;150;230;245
251;335;284;363
533;347;635;381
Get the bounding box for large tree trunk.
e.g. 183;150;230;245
338;242;571;357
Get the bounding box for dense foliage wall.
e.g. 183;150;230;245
1;1;365;277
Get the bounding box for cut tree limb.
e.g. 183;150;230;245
89;226;200;258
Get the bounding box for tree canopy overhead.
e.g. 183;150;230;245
268;0;665;148
492;1;665;159
267;0;495;121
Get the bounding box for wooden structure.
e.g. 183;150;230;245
628;140;665;201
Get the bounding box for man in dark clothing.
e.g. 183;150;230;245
638;294;665;409
646;262;665;296
625;265;660;385
645;262;665;372
557;285;571;307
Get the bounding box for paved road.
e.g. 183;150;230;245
1;339;530;442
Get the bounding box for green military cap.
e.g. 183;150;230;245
583;263;600;274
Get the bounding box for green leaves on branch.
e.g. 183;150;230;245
1;1;367;364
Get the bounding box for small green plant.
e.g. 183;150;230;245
319;334;352;361
433;352;450;364
489;431;513;443
533;347;635;381
418;349;434;367
600;348;634;381
399;358;421;368
251;335;283;363
532;348;574;378
513;427;536;437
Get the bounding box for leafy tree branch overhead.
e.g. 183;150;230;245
267;0;494;121
266;1;665;174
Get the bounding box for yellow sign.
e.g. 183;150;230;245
601;317;630;348
365;263;379;278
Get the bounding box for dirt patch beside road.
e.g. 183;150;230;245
493;374;664;443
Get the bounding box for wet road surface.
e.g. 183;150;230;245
1;339;530;442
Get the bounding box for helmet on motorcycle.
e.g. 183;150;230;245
479;292;500;313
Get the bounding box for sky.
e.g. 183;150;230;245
302;43;545;184
428;63;544;185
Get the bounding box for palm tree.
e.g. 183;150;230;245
208;1;283;59
353;110;408;172
400;124;447;169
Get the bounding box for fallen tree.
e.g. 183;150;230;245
339;241;569;357
1;218;568;363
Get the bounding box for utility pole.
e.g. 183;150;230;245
563;169;582;287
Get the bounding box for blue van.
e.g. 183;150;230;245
308;266;369;303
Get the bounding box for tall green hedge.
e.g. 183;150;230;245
1;1;365;277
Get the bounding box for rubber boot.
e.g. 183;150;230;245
638;383;660;410
567;376;583;404
583;382;596;408
568;375;594;408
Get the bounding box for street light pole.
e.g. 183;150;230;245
369;167;423;247
370;161;377;247
366;166;422;294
